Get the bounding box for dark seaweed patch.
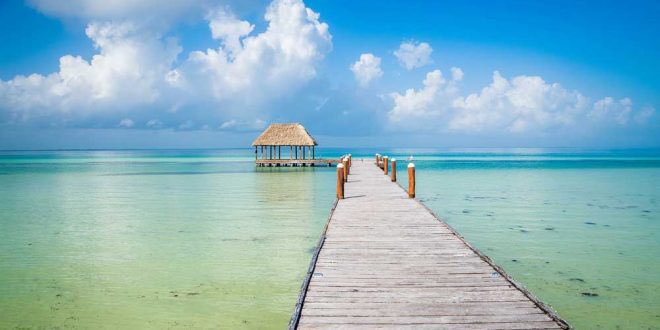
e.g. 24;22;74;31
585;221;597;225
544;227;555;231
581;292;598;297
569;278;585;282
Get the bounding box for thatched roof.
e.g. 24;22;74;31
252;123;318;146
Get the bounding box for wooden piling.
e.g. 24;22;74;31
342;158;348;182
391;158;397;182
336;163;344;199
408;162;415;198
383;156;389;175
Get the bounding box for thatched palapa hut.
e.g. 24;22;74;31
253;123;328;166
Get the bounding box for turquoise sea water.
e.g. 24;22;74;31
1;149;659;328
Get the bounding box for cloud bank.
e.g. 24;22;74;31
0;2;657;147
1;0;331;131
388;68;655;136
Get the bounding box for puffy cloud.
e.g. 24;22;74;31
388;69;461;128
118;118;134;128
450;67;464;81
0;21;181;123
590;97;632;125
180;0;331;101
394;41;432;70
350;53;383;87
207;8;255;56
388;69;652;134
0;0;332;128
146;119;163;129
451;72;587;132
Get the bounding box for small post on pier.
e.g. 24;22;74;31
342;158;348;182
391;158;397;182
383;156;389;175
408;162;415;198
336;163;344;199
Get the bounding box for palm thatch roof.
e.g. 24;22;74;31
252;123;318;146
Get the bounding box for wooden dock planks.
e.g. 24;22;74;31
290;159;568;329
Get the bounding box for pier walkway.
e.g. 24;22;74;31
290;159;568;329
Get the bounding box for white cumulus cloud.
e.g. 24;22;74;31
0;0;332;128
451;72;587;132
350;53;383;87
0;21;181;123
394;41;433;70
388;69;652;134
180;0;331;101
388;69;461;129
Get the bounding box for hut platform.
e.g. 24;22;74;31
290;159;568;329
256;159;340;167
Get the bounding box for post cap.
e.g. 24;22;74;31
384;155;388;159
392;158;396;162
337;163;344;168
408;162;415;168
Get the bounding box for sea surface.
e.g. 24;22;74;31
0;148;658;329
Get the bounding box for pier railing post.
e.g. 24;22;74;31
342;158;348;182
336;163;344;199
408;162;415;198
383;156;389;175
391;158;396;182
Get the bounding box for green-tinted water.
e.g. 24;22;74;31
0;150;335;328
1;149;659;328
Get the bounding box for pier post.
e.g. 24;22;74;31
336;163;345;199
383;156;389;175
342;158;348;182
408;162;415;198
391;158;397;182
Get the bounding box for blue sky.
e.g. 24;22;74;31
0;0;658;149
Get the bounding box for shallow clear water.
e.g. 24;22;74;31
1;149;659;328
0;150;336;328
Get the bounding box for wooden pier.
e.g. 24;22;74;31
290;159;568;329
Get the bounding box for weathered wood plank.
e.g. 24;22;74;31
291;160;567;329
